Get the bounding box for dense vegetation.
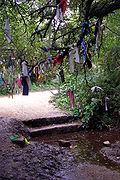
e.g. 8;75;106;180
0;0;120;128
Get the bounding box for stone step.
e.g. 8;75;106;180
23;115;79;127
29;122;83;137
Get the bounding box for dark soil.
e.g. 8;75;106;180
101;141;120;164
0;118;73;180
0;117;120;180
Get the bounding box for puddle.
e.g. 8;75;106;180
31;130;120;172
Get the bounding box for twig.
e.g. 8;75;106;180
43;9;56;38
106;26;120;36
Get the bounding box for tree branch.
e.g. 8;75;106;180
85;0;94;19
54;26;80;42
16;4;27;33
17;9;27;26
29;0;56;17
0;0;4;8
43;9;56;38
106;26;120;36
89;0;120;18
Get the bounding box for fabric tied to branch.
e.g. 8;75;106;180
35;65;38;79
69;51;74;73
53;56;63;67
59;69;65;83
82;21;89;35
60;0;67;14
95;33;98;54
82;40;86;62
105;97;109;111
56;5;59;19
22;61;28;77
4;18;11;43
46;47;52;62
95;19;101;55
16;75;22;89
67;90;75;108
1;73;4;85
74;47;80;63
60;8;63;21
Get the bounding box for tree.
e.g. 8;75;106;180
0;1;120;53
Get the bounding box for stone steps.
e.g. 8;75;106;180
23;115;79;127
29;122;83;137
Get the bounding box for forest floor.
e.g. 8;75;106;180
0;91;120;180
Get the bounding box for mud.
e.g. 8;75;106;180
101;141;120;164
0;118;120;180
0;118;72;179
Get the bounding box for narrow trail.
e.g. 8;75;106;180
0;90;69;121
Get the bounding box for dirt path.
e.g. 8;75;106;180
0;90;69;121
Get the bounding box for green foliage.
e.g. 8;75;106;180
52;8;120;126
31;77;59;92
0;85;8;96
52;71;100;118
0;1;120;128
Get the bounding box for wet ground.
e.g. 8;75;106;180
32;130;120;171
0;118;120;180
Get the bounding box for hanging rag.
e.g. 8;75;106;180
53;56;63;67
22;76;29;95
46;47;52;62
95;33;99;54
35;65;38;79
82;40;86;62
56;5;60;19
74;47;80;63
15;76;21;94
70;90;75;108
17;77;22;89
82;21;89;35
41;73;44;83
4;18;11;43
82;42;92;70
59;69;65;83
105;97;109;111
87;43;92;60
22;61;28;77
95;19;101;55
38;74;41;79
67;90;75;108
60;8;63;21
60;0;67;14
44;74;48;82
77;103;82;115
4;81;7;86
69;51;74;73
1;73;4;85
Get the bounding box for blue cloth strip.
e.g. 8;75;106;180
82;40;86;62
46;47;52;62
82;21;89;35
1;74;4;85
